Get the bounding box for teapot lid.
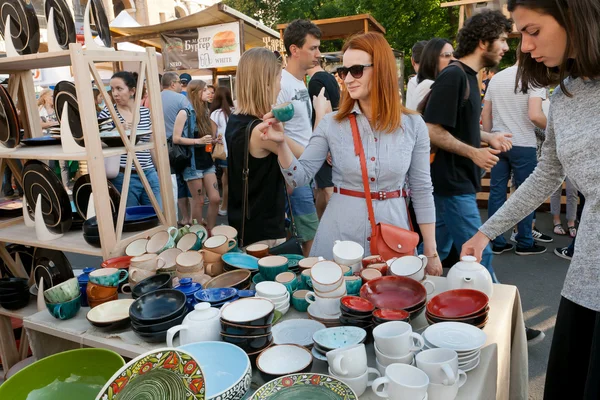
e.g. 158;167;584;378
77;267;96;284
461;256;477;262
187;302;220;322
174;278;202;295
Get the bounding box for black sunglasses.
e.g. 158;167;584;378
336;64;373;80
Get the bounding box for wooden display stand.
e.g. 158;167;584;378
0;43;176;261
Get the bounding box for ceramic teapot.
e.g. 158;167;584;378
447;256;493;297
166;302;221;346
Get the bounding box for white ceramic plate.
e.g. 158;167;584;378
255;281;287;298
307;303;341;320
460;356;481;372
423;322;487;352
257;344;313;375
458;349;481;363
272;319;326;347
276;302;290;316
87;299;134;324
220;297;274;324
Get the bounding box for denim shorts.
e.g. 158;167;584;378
285;185;318;242
183;165;217;181
176;172;191;199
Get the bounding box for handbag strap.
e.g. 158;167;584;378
285;188;299;238
348;113;414;232
240;119;261;248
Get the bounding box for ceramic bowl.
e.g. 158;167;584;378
130;308;188;333
204;270;252;290
194;287;238;303
344;276;363;295
129;289;187;324
252;273;267;286
258;256;289;281
298;256;320;272
238;289;256;298
220;297;275;326
86;299;135;328
46;295;81;320
310;261;343;292
43;277;79;303
0;277;29;290
314;279;346;298
272;101;295;122
425;307;489;326
426;289;489;319
131;274;172;299
222;253;259;273
360;268;382;282
0;295;30;310
360;276;427;310
220;319;272;336
256;344;313;382
157;248;182;269
339;315;373;328
125;238;148;257
86;281;119;300
312;326;367;352
256;281;288;298
340;296;375;316
291;290;310;312
180;341;252;400
373;308;410;324
101;256;133;270
221;331;274;353
275;271;298;293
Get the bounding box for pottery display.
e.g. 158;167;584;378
204;269;251;290
252;373;358;400
0;277;30;310
166;302;221;346
256;344;313;381
257;255;289;281
72;174;121;220
0;0;40;55
86;299;134;328
447;256;494;298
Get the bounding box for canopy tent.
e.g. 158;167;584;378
110;2;279;76
276;14;386;41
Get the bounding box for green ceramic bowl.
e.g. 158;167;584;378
0;348;125;400
46;295;81;320
44;277;79;304
345;276;363;295
291;289;310;312
258;256;289;281
272;102;295;122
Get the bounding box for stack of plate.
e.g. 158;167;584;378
422;321;487;372
425;289;490;329
311;326;367;362
129;289;188;342
307;302;342;328
360;276;428;320
194;287;239;308
255;281;290;315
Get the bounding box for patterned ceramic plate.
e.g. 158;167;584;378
96;348;205;400
251;373;357;400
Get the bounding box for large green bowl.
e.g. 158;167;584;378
0;348;125;400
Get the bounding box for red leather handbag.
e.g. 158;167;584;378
349;114;419;260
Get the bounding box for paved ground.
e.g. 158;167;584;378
1;208;571;398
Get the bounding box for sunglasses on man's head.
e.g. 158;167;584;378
336;64;373;80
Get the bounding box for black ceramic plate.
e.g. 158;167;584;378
44;0;75;50
21;136;61;146
72;174;121;219
0;84;19;148
53;81;83;145
23;160;72;233
33;248;73;288
90;0;110;48
0;0;40;55
0;244;33;278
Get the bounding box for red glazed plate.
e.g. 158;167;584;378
360;276;427;310
427;289;489;318
341;296;375;313
373;308;410;321
101;256;133;270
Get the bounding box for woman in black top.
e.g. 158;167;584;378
226;48;305;247
173;79;220;231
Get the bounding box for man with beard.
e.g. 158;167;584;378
423;10;512;283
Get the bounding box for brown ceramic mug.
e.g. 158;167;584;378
246;243;269;258
86;281;119;300
88;292;118;309
205;261;224;277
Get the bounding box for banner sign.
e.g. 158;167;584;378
161;22;241;71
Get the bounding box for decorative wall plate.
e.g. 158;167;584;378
72;174;120;219
0;84;19;148
33;248;73;288
23;160;72;233
53;81;84;145
0;0;40;55
44;0;76;50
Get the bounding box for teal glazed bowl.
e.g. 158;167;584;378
258;256;289;281
272;102;295;122
345;275;363;295
46;295;82;320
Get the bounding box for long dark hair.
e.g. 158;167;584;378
209;86;234;119
111;71;137;94
417;38;451;83
508;0;600;95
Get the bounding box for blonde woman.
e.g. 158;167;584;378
173;80;220;231
225;48;305;247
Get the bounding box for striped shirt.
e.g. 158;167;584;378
483;66;546;148
98;106;154;170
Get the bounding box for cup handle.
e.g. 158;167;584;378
457;369;467;388
168;227;178;240
121;283;132;294
227;239;236;251
371;376;390;398
118;270;129;284
410;332;425;352
333;355;348;376
166;325;187;347
56;304;66;319
305;292;316;304
441;363;456;386
418;254;428;270
422;280;435;295
366;367;381;385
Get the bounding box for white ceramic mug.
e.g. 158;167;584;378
421;279;436;295
314;279;346;298
375;342;414;366
373;321;424;357
305;292;341;316
427;377;467;400
326;344;367;377
332;240;364;266
389;255;427;281
310;261;343;293
416;348;466;386
330;367;380;397
203;234;236;255
372;364;430;400
130;253;161;271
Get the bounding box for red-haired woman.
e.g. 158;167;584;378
260;32;442;275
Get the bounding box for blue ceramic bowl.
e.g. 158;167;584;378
222;253;259;273
179;341;252;400
272;102;295;122
237;289;256;298
312;326;367;352
46;295;82;320
194;287;238;303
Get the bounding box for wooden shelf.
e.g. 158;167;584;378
0;300;38;320
0;142;155;161
0;221;166;258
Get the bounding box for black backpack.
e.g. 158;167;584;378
167;108;196;172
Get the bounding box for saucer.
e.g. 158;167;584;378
307;303;341;321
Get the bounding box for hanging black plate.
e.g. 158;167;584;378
53;81;83;145
90;0;110;48
0;84;19;148
0;0;40;55
33;247;73;288
23;160;72;234
44;0;76;50
72;173;121;220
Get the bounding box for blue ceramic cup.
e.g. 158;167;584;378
301;269;313;290
291;289;310;312
89;268;128;287
345;275;363;295
272;102;295;122
46;295;81;320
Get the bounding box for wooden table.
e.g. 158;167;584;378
21;277;528;399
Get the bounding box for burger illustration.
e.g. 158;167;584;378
212;30;236;53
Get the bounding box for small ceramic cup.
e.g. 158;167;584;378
326;343;368;377
146;228;178;254
367;263;388;275
200;249;222;263
86;281;119;299
416;348;466;386
177;232;203;252
275;271;298;294
332;240;364;266
300;269;313;289
310;261;343;293
128;267;156;286
314;280;346;298
204;261;224;277
298;256;322;272
130;253;162;271
176;251;204;270
305;292;342;316
246;243;269;258
174;225;191;243
125;238;148;257
340;265;352;276
373;321;425;357
372;364;429;400
43;277;79;304
329;367;380;397
360;268;382;283
89;268;128;287
345;276;363;295
272;101;295;122
291;290;310;312
45;295;81;320
389;255;428;281
203;234;237;255
375;342;415;366
258;255;289;281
